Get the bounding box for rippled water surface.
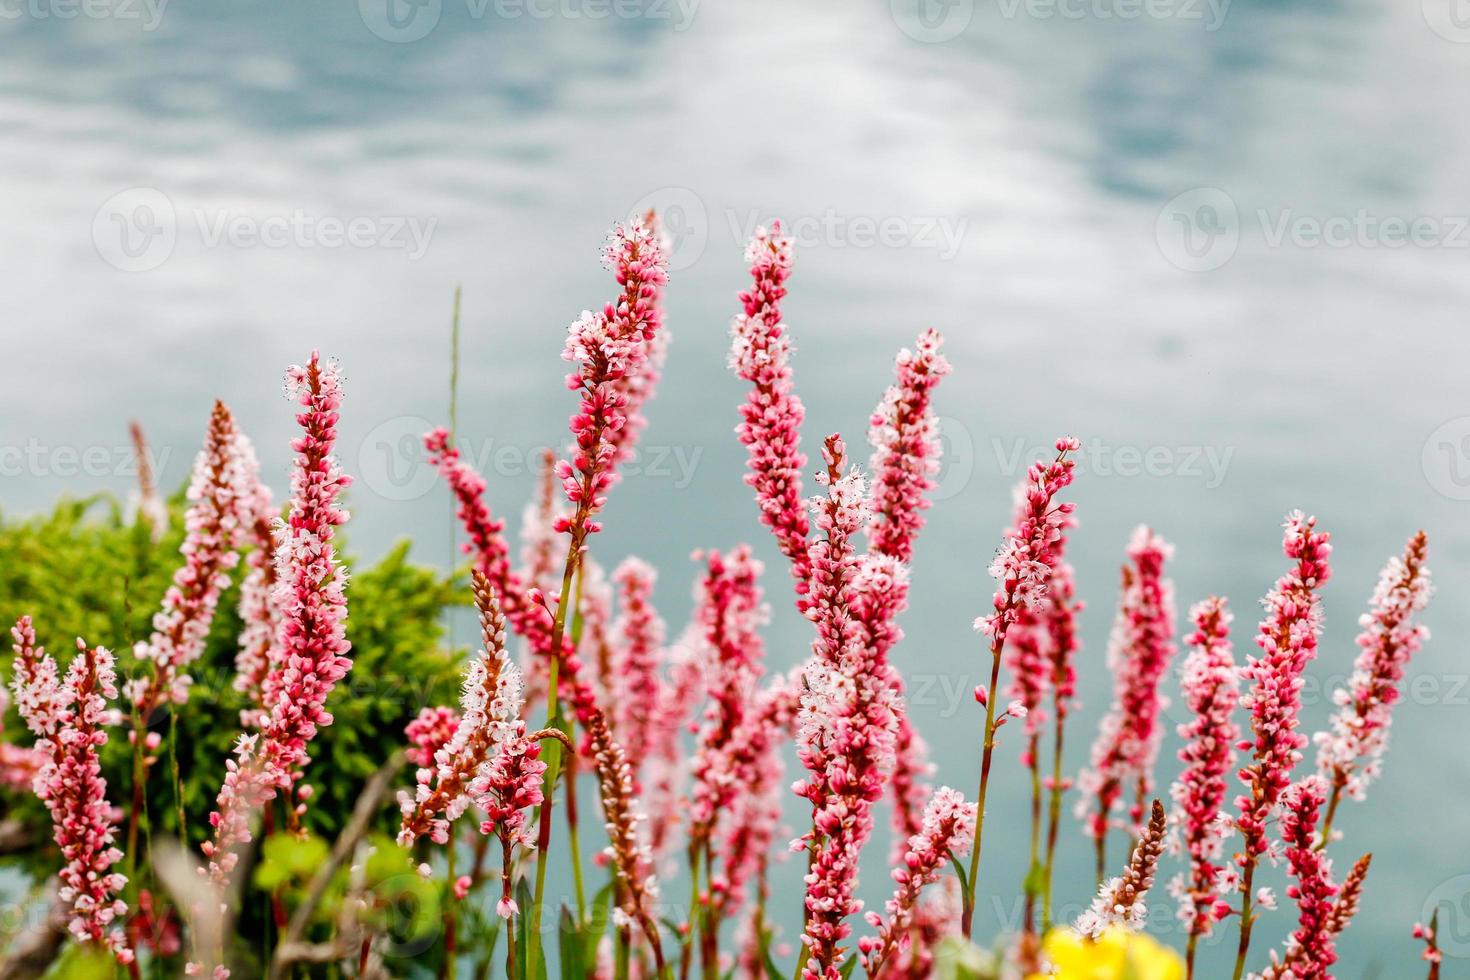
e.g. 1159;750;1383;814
3;0;1470;973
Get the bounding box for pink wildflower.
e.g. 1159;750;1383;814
713;674;800;921
203;353;352;893
866;328;951;565
1314;531;1431;820
25;638;133;963
1168;597;1239;943
402;705;461;823
555;219;669;544
1078;525;1177;843
858;786;976;978
689;545;769;837
889;716;935;861
792;436;900;979
128;420;168;540
1413;917;1443;978
128;400;250;720
729;222;811;605
1232;512;1332;967
609;557;665;770
475;712;545;917
963;439;1079;936
1258;776;1339;980
10;615;65;741
973;438;1081;643
231;430;280;724
400;572;520;847
642;626;705;861
598;218;671;472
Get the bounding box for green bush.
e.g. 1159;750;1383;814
0;490;464;882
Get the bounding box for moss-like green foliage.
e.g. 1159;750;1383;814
0;492;464;882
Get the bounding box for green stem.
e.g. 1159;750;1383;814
525;556;580;980
962;642;1004;938
1041;705;1067;931
1232;856;1257;980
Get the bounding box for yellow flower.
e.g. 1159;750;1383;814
1030;927;1185;980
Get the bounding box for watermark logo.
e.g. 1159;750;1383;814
1423;416;1470;501
725;209;969;260
0;0;168;29
1156;187;1239;272
1423;0;1470;42
994;0;1229;29
93;187;177;273
92;188;438;271
359;0;442;42
629;187;708;272
358;415;440;502
360;0;697;41
1423;875;1470;957
890;0;974;42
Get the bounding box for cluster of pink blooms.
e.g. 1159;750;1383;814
791;439;904;979
1167;596;1240;938
230;431;280;723
11;623;133;963
1314;531;1432;806
404;705;461;770
0;677;41;790
1413;919;1443;975
608;557;666;772
128;420;168;541
689;545;770;835
1255;775;1339;980
399;574;536;849
554;219;669;544
127;400;251;721
864;330;949;846
202;353;353;897
1235;513;1333;866
729;221;811;604
1078;525;1177;840
974;438;1080;645
858;786;976;977
4;213;1454;980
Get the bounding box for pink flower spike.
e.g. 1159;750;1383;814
1314;531;1431;809
230;430;282;726
1078;525;1178;843
866;328;951;565
608;556;667;772
1257;776;1340;979
203;352;353;898
728;222;811;607
1167;596;1239;943
556;219;669;549
24;637;133;963
128;400;251;724
1231;511;1332;964
858;787;976;978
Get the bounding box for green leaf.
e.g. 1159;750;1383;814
583;880;616;963
559;904;586;980
762;944;786;980
839;955;860;979
1022;860;1046;898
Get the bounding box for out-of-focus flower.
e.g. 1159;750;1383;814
1078;527;1177;842
1036;927;1185;980
1314;531;1431;822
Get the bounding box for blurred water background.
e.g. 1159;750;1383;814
3;0;1470;973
